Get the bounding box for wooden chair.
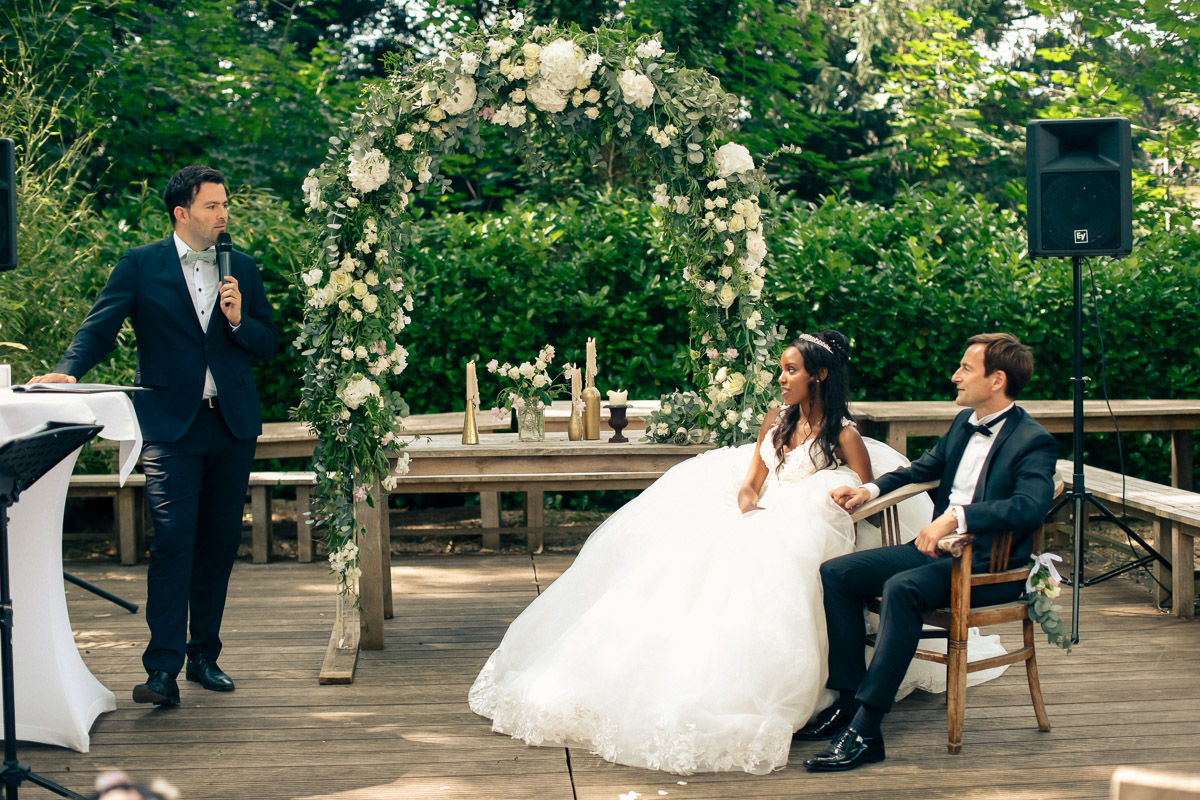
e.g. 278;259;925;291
849;477;1064;754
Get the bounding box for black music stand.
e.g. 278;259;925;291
0;421;103;800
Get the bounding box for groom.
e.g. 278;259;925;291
798;332;1058;771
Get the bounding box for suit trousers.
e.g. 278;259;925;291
140;403;255;676
820;542;1024;713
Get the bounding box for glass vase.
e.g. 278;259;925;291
333;578;360;651
516;401;546;442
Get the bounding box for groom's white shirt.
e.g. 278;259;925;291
862;402;1015;534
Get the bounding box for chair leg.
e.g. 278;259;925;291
1023;618;1052;732
946;638;967;754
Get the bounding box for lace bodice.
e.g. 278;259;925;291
759;422;850;487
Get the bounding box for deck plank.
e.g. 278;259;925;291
18;551;1200;799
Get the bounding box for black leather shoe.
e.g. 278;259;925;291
803;727;885;772
185;654;235;692
133;670;180;706
794;703;855;740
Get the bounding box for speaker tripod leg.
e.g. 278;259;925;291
1;761;85;800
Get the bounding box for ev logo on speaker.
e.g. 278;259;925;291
1074;229;1089;244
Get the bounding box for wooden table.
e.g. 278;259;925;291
852;400;1200;490
349;433;711;654
543;399;660;433
253;412;510;459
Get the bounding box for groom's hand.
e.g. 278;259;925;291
915;512;959;556
830;486;869;511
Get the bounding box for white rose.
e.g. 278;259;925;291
345;196;359;208
440;76;477;116
352;281;369;300
522;42;541;60
508;367;520;380
394;133;414;150
526;80;568;113
362;294;379;313
617;69;655;109
584;106;600;119
717;283;738;308
351;309;363;322
510;88;526;104
532;373;549;388
714;142;755;178
745;229;767;263
426;106;446;122
519;362;536;379
340;347;355;360
511;64;526;80
355;345;368;359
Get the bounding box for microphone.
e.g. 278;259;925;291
216;232;232;282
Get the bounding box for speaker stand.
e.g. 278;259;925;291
1058;255;1172;643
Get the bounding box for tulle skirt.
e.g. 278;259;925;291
468;440;1004;774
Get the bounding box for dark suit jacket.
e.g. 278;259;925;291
55;237;277;442
873;406;1058;567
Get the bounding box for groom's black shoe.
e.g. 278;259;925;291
793;703;854;740
186;654;235;692
132;671;180;706
802;727;885;772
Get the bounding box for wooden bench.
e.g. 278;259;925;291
1056;459;1200;618
68;471;317;566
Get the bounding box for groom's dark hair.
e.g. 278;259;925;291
966;332;1034;398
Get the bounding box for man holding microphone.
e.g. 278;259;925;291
32;165;276;706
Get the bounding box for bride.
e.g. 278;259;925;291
469;331;954;774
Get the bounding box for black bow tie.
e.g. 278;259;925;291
964;408;1014;438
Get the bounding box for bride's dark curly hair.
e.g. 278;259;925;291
772;330;853;473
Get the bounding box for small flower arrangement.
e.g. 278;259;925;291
486;344;562;412
642;390;709;445
1023;552;1072;652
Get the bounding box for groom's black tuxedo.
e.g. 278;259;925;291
55;236;276;676
820;405;1057;713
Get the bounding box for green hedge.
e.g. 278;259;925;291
768;183;1200;481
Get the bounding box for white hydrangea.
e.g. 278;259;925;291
347;148;390;194
302;174;325;211
651;183;670;208
526;80;568;113
440;76;477;116
339;375;380;410
714;142;755;178
492;103;528;127
539;38;585;92
617;69;655;109
635;38;665;59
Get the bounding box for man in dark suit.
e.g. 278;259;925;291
31;165;276;706
796;333;1057;771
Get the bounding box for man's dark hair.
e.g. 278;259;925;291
966;332;1035;398
163;165;224;226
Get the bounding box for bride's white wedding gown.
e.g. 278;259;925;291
468;429;1006;775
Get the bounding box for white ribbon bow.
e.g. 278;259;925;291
1026;552;1063;592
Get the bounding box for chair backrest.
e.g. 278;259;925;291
979;476;1064;576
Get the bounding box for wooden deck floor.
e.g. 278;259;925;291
21;552;1200;799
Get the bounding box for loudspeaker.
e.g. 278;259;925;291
0;138;15;271
1026;117;1132;258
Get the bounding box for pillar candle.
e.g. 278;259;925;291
571;366;581;405
606;389;628;407
586;337;597;389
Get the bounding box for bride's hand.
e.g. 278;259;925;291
830;486;869;511
737;485;763;514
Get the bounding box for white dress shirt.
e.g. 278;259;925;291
863;402;1015;533
174;233;219;399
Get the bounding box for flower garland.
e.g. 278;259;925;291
297;16;784;590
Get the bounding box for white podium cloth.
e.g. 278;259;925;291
0;388;142;752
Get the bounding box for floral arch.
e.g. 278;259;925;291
296;15;786;586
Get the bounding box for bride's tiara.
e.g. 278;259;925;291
799;333;833;354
